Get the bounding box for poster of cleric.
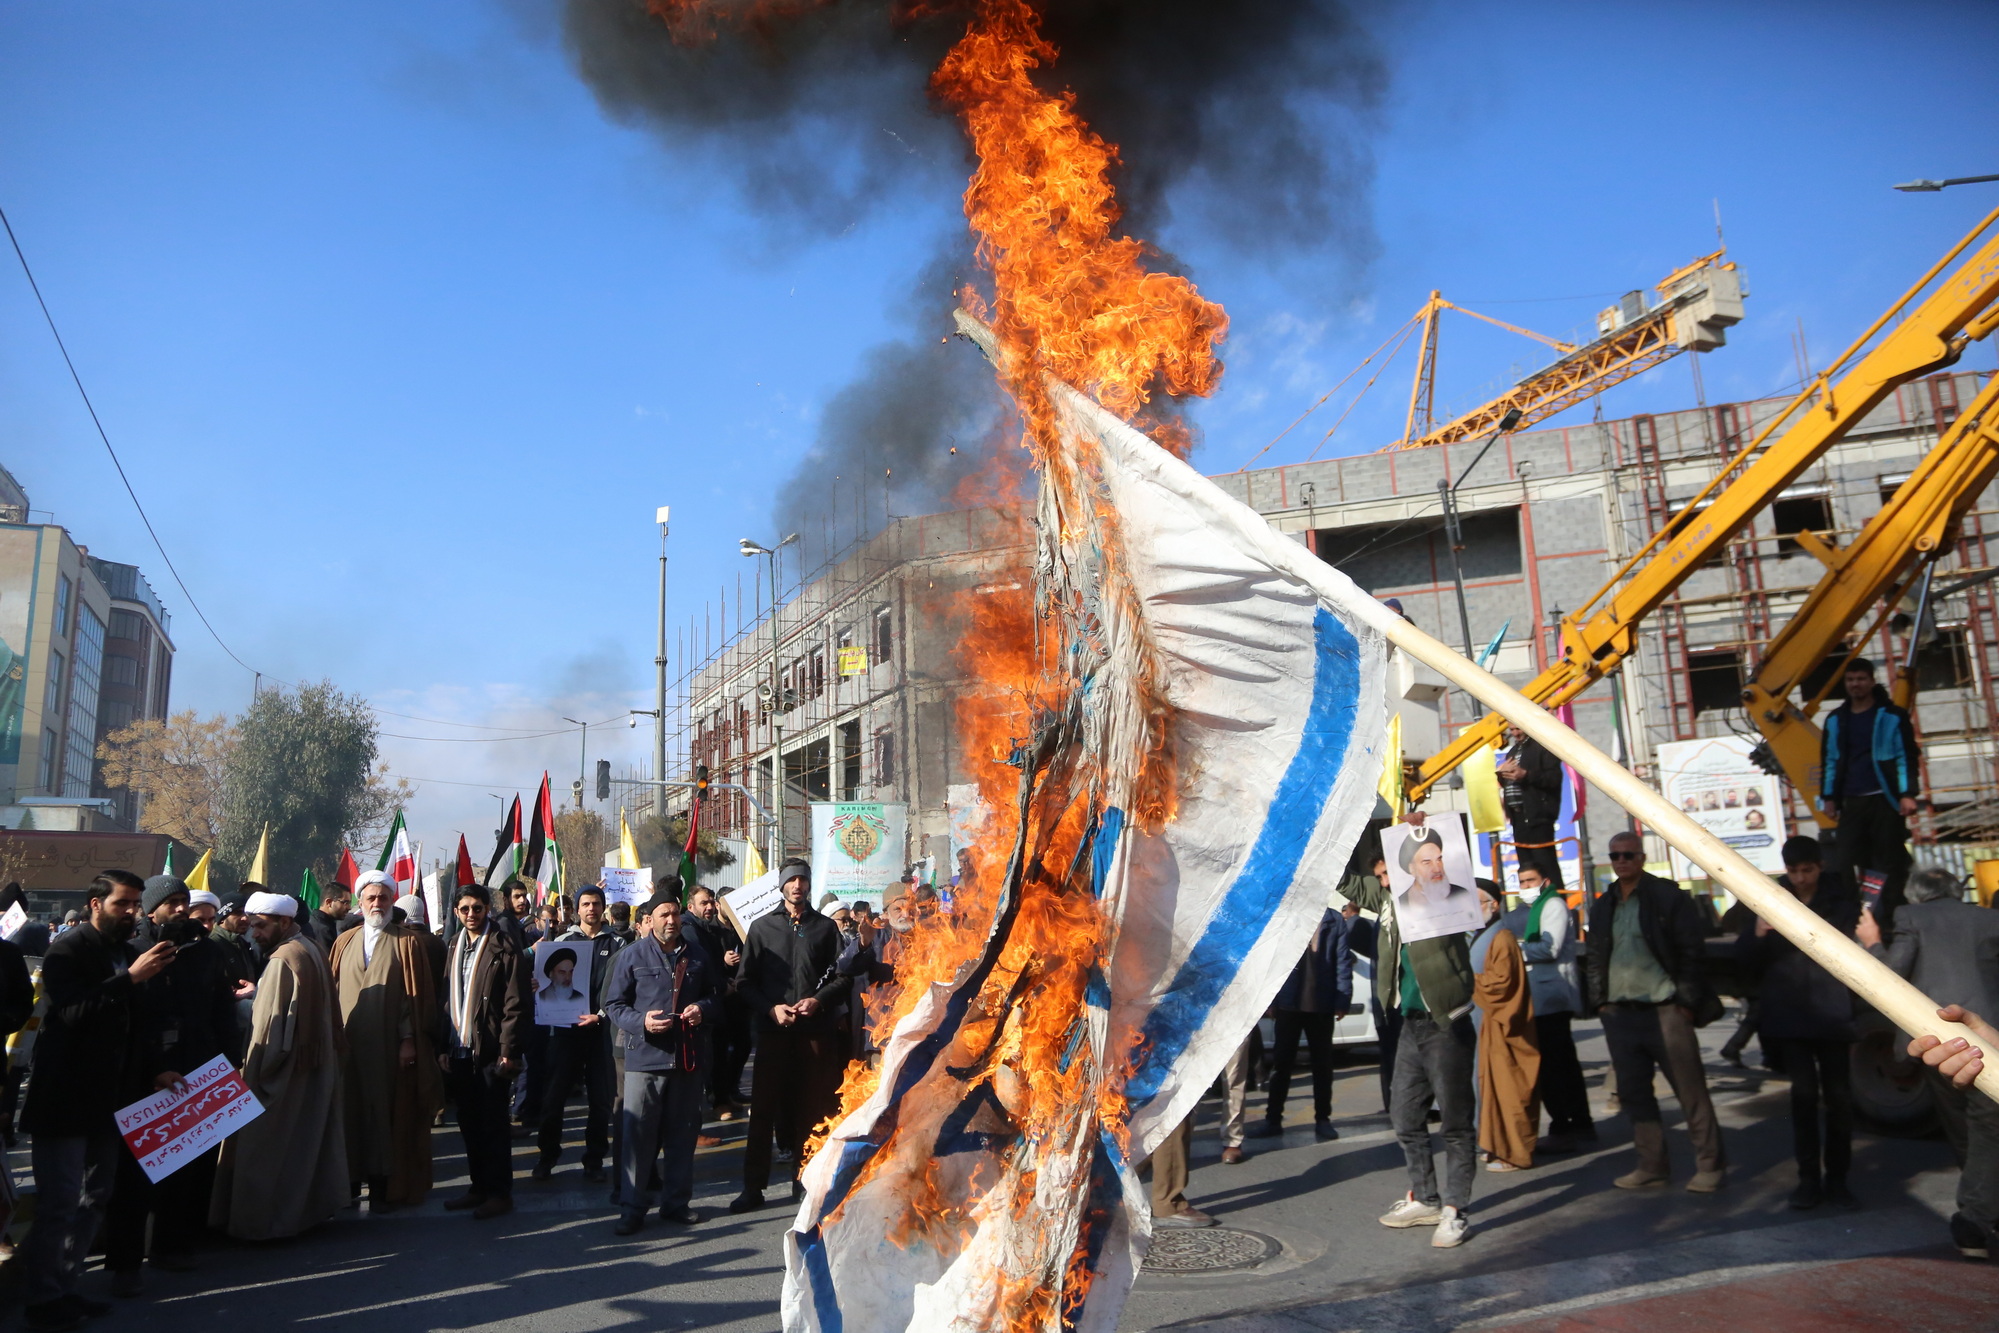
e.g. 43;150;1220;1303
1382;814;1486;943
532;940;592;1027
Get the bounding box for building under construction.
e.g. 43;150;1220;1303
661;367;1997;875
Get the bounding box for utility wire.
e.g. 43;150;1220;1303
1;202;260;678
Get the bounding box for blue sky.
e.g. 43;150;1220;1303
4;1;1995;861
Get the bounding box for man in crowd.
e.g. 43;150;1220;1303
1345;821;1477;1250
838;888;913;1067
685;885;748;1119
330;870;445;1213
105;873;241;1294
1860;866;1999;1255
310;880;358;954
442;883;529;1220
396;892;449;988
1249;899;1352;1144
1497;724;1564;864
19;871;176;1332
1742;836;1859;1210
1587;831;1725;1193
211;890;350;1241
536;884;623;1184
1517;859;1593;1154
608;900;636;945
1820;657;1920;922
211;895;259;980
607;894;722;1233
732;860;850;1214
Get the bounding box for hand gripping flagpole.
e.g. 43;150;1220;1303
952;306;1999;1108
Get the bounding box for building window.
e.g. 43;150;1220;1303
874;728;897;787
1688;649;1744;715
1914;626;1974;693
151;645;172;719
44;649;64;716
1311;507;1523;593
1879;472;1912;506
109;609;144;642
839;719;862;801
106;654;139;687
63;602;105;797
54;574;71;638
101;700;135;733
807;650;826;700
40;730;59;793
1772;490;1834;556
874;605;895;664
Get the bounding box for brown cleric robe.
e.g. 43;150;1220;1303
330;921;444;1206
1473;926;1542;1170
211;930;350;1239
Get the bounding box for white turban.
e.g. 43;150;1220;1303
189;890;222;911
354;869;395;891
395;894;428;926
244;891;297;919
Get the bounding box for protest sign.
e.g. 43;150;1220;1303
1657;736;1787;881
116;1054;264;1184
719;869;781;939
602;865;654;908
0;902;24;941
810;802;907;906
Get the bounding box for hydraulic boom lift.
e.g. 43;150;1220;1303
1407;207;1999;805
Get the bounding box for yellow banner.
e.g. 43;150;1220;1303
1464;743;1506;834
1376;711;1403;816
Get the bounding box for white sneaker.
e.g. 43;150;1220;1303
1378;1193;1442;1228
1431;1205;1470;1248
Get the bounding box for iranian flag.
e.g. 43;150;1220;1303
376;811;417;896
523;773;562;905
485;796;524;888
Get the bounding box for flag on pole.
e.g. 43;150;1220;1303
675;791;701;893
454;835;477;888
185;848;212;896
248;824;270;886
1555;701;1588;816
375;810;417;897
1377;709;1404;816
301;866;322;912
336;846;360;892
485;797;524;888
163;844;175;877
618;809;640;871
525;775;562;905
1464;742;1506;834
741;835;766;884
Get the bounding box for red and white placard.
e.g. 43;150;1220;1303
116;1054;264;1183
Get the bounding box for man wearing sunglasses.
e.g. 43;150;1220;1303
1585;831;1726;1193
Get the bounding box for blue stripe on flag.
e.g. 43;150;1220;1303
1123;605;1362;1108
798;1226;843;1332
1092;806;1125;898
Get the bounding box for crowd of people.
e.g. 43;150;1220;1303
0;652;1991;1328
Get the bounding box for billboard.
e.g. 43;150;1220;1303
1656;735;1787;880
809;801;907;907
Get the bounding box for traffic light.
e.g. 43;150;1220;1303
595;758;611;801
694;764;710;795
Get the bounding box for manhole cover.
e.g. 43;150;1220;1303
1143;1226;1281;1273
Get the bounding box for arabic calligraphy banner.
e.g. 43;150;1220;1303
115;1054;265;1183
808;801;906;906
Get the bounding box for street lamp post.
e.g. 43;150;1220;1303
741;532;799;869
562;717;588;810
1894;174;1999;192
654;507;670;819
1437;406;1525;663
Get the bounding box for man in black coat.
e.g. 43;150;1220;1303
1497;725;1565;861
442;883;532;1220
1738;836;1858;1210
309;880;360;954
686;885;748;1117
1250;906;1353;1143
18;871;178;1332
730;860;850;1214
1587;831;1725;1193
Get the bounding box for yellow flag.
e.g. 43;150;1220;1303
1376;711;1404;816
185;847;212;895
742;836;766;883
1464;743;1506;834
249;824;270;885
618;809;640;871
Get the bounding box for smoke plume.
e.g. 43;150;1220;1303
561;0;1388;563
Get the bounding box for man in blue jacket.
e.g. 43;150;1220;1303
1819;658;1920;923
606;893;721;1234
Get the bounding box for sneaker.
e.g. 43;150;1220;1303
1613;1168;1668;1190
1245;1118;1284;1139
1378;1193;1443;1228
1220;1146;1248;1165
23;1301;82;1333
1154;1206;1216;1229
1314;1120;1340;1142
729;1190;766;1215
1485;1159;1521;1173
613;1212;645;1236
1686;1169;1726;1194
1789;1178;1823;1210
1951;1207;1983;1263
1430;1205;1469;1248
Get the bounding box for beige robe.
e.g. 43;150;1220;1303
330;924;443;1205
211;932;350;1239
1474;927;1542;1170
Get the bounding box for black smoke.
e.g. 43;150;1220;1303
561;0;1388;563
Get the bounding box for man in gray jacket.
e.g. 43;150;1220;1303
1859;866;1999;1257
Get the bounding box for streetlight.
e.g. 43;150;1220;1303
742;532;799;869
562;717;589;810
1894;174;1999;192
653;506;670;816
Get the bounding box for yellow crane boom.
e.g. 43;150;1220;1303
1407;207;1999;805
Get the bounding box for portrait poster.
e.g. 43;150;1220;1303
532;939;592;1027
810;801;906;906
1656;736;1786;881
1382;813;1486;944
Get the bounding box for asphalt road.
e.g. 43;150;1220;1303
34;1020;1986;1332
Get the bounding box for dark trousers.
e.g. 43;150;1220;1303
1767;1037;1852;1182
1931;1067;1999;1230
1388;1011;1477;1210
1721;998;1761;1062
105;1141;214;1271
513;1023;551;1122
538;1025;616;1169
619;1067;706;1216
1601;1002;1725;1174
742;1025;844;1194
1509;817;1557;857
21;1130;120;1306
1373;999;1402;1114
712;998;753;1106
1835;792;1912;923
449;1057;516;1199
1267;1011;1336;1122
1534;1012;1593;1136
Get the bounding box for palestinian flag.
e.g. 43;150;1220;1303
336;846;360;892
523;773;562;905
375;811;416;896
301;866;323;912
454;834;477;887
676;789;701;897
485;796;524;888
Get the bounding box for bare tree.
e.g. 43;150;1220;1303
97;710;235;851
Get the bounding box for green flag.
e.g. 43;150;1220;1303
301;866;322;912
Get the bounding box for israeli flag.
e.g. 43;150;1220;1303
783;327;1390;1333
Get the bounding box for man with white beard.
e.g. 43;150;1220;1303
329;871;445;1212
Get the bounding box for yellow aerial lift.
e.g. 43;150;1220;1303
1407;206;1999;805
